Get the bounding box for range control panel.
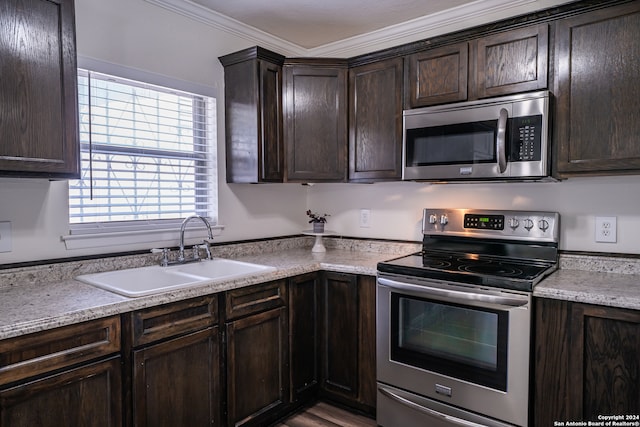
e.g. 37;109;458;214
422;209;559;243
464;214;504;230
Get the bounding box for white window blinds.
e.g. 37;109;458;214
69;70;217;229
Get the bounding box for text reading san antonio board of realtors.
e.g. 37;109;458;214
555;415;640;427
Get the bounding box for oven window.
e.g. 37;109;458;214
391;293;508;391
406;120;496;166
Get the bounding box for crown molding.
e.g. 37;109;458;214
145;0;562;58
310;0;549;57
144;0;308;56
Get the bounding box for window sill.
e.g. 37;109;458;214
61;225;225;251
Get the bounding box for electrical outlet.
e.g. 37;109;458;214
0;222;12;252
595;216;617;243
359;209;371;228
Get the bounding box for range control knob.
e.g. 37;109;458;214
508;218;520;230
523;219;534;231
429;214;438;225
440;214;449;225
539;219;550;232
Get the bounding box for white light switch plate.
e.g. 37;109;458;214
0;222;11;252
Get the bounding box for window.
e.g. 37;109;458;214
69;70;217;235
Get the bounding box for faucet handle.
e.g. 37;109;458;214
151;248;170;266
197;240;213;260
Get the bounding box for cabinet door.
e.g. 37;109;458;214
226;307;289;427
259;60;285;181
568;303;640;421
221;47;285;183
132;328;220;427
534;298;572;427
284;62;348;182
289;273;319;405
554;2;640;176
535;298;640;426
471;24;548;99
0;0;79;177
320;272;359;401
405;42;468;108
319;273;376;414
0;357;122;427
349;58;403;181
357;276;377;411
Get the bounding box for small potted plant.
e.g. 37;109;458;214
306;209;330;233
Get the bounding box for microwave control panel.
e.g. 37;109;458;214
510;115;542;162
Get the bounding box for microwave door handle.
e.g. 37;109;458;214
496;108;508;174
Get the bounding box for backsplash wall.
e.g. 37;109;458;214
306;177;640;255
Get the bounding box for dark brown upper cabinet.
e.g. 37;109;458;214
405;42;469;108
283;59;348;182
349;58;404;182
220;47;286;183
405;24;548;109
554;2;640;177
0;0;80;178
470;24;548;99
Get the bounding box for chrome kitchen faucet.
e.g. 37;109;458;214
151;215;214;266
178;215;214;263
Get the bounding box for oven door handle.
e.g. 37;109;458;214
377;277;528;307
378;385;487;427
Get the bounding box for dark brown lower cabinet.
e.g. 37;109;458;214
132;328;220;426
289;273;320;406
0;316;122;427
124;295;220;427
0;357;122;427
225;281;289;427
320;272;376;414
535;298;640;426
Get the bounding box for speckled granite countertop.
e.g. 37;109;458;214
1;236;639;341
534;270;640;310
0;237;417;340
533;253;640;310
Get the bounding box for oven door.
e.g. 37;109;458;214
377;275;532;427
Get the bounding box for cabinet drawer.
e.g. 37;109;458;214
0;316;120;386
225;280;287;320
0;356;122;427
128;295;218;347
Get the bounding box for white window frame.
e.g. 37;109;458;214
62;58;221;250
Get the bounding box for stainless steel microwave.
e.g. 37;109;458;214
403;91;551;182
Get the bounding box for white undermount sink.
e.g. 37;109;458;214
76;258;276;297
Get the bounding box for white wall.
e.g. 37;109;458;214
0;0;639;265
306;177;640;254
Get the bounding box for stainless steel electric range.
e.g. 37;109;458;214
376;208;559;427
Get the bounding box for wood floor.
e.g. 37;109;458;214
274;401;377;427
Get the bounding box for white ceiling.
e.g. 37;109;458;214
145;0;577;57
190;0;474;49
